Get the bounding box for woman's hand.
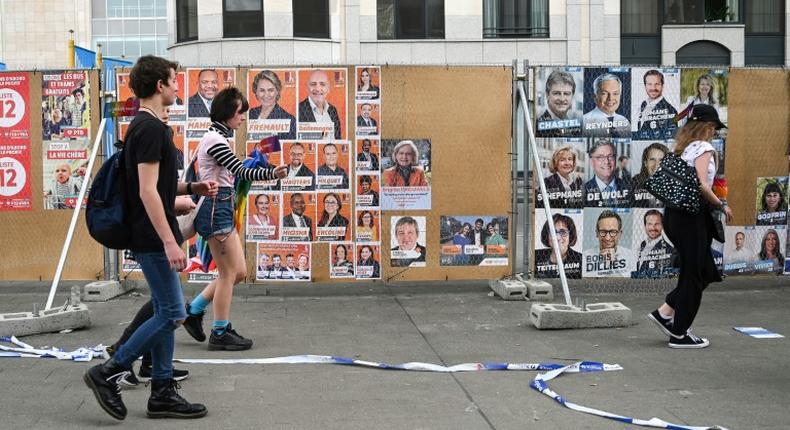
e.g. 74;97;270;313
723;205;733;223
192;180;219;197
273;164;288;179
174;196;197;215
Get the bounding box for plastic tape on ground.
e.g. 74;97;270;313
0;336;107;362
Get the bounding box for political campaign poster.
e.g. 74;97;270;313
256;242;311;281
785;215;790;274
185;236;218;283
679;68;728;128
121;250;142;273
115;72;138;121
533;209;583;279
247;69;297;141
710;138;726;175
355;66;381;101
723;225;758;276
582;208;635;278
316;141;351;190
355;243;382;279
316;191;352;242
584;138;633;208
755;176;788;226
582;67;631;138
355;209;381;242
246;140;282;191
535;67;583;137
329;242;356;278
711;238;724;273
355;137;381;172
0;72;32;211
752;225;786;274
356;173;380;208
281;141;317;191
381;139;431;210
631;208;675;278
629;140;672;208
355;101;380;137
170;71;187;121
247;192;281;242
281;191;317;242
171;122;186;174
534;137;586;209
296;68;347;141
390;216;427;268
439;216;508;267
186;68;236;137
630;67;681;140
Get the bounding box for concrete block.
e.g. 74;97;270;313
488;279;527;301
530;302;631;330
82;280;133;302
524;279;554;301
0;292;91;337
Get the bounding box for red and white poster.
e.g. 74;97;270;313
0;72;32;210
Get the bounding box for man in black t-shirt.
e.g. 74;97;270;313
84;56;217;421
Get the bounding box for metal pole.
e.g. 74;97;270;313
521;59;530;276
517;84;573;307
510;59;519;276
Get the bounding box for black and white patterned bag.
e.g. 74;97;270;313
644;152;702;214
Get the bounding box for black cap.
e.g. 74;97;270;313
689;104;727;129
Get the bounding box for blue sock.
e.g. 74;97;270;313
189;294;210;315
212;320;229;335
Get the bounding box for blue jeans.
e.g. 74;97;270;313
195;187;235;239
112;251;186;380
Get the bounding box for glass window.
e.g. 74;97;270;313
139;39;157;55
125;40;141;57
177;0;199;42
155;0;167;17
377;0;444;39
92;0;107;18
483;0;549;38
293;0;330;38
124;0;140;18
139;0;156;17
664;0;740;24
92;19;108;35
746;0;783;34
156;36;169;55
106;40;124;56
223;0;264;38
107;0;124;18
621;0;659;34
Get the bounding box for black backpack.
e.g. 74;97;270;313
86;148;131;249
644;152;702;214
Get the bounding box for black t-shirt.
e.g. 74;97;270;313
124;111;182;252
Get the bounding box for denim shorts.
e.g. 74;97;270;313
195;186;235;239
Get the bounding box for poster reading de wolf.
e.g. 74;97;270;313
0;72;32;210
439;216;508;266
535;67;583;137
381;139;431;210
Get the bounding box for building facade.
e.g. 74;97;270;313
167;0;790;67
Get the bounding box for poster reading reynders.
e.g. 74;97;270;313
186;68;236;137
755;176;788;226
535;67;583;137
535;138;586;208
390;216;427;268
256;242;311;281
440;216;508;267
247;69;297;141
297;68;347;140
533;209;583;279
630;68;680;140
0;72;32;211
585;138;632;208
381;139;431;210
582;67;631;138
582;208;635;278
42;70;90;210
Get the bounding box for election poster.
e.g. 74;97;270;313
679;68;728;128
533;209;583;279
171;122;186;173
296;68;347;141
752;225;786;274
329;242;355;279
390;216;427;268
723;225;759;276
629;140;672;208
355;209;381;242
535;67;583;137
534;137;586;209
381;139;431;210
631;208;675;278
246;140;282;191
42;71;90;210
256;242;311;281
355;66;381;101
711;238;724;274
785;215;790;275
355;138;381;172
439;216;508;267
584;138;633;208
186;68;236;138
121;250;142;273
281;191;317;242
0;72;32;211
710;138;726;175
355;243;381;280
247;69;297;141
755;176;788;226
582;67;631;138
582;208;635;278
170;71;187;121
247;192;281;242
281;141;316;191
115;72;138;121
355;102;380;137
356;173;380;208
316;192;352;242
185;236;218;283
630;67;681;140
316;141;351;190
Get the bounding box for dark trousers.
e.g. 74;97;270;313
114;300;155;365
663;206;722;337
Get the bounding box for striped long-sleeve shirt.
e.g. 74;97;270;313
197;127;276;186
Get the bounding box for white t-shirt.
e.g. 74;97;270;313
680;140;716;187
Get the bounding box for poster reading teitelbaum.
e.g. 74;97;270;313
0;72;32;210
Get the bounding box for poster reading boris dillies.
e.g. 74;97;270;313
256;242;311;281
535;67;583;137
186;68;236;137
381;139;431;210
439;216;508;266
582;208;635;278
0;72;32;210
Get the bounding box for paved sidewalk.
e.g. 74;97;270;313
0;277;788;429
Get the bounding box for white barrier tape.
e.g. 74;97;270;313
0;336;108;362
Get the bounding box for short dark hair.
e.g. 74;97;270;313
72;88;84;97
359;175;372;185
129;55;178;99
644;209;662;225
597;210;622;231
761;181;786;211
210;87;248;123
541;213;577;247
643;69;664;85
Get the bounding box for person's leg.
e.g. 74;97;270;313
206;230;252;351
110;300;154;354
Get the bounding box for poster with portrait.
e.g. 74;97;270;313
185;236;218;282
439;216;508;267
186;68;236;137
247;192;281;242
534;137;586;209
185;138;201;173
247;69;297;141
356;173;380;208
584;138;632;208
390;216;427;268
281;191;317;242
785;215;790;274
245;140;282;191
582;208;635;278
710;138;726;175
355;66;381;101
316;192;352;242
355;208;381;242
329;242;356;278
630;67;680;140
42;70;90;140
355;138;381;172
0;72;32;211
316;141;351;190
582;67;631;138
535;67;583;137
121;250;142;273
281;141;316;191
629;140;672;208
170;71;187;121
42;142;90;209
355;243;381;280
296;68;347;140
355;102;380;137
171;122;186;173
751;225;786;274
256;242;311;281
679;68;728;127
533;209;583;279
723;225;758;276
755;176;788;226
631;208;675;278
381;139;431;210
115;72;138;120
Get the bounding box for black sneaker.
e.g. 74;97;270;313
208;324;253;351
147;379;207;419
138;363;190;382
668;330;710;349
83;362;131;420
118;370;140;387
183;303;207;342
647;310;676;338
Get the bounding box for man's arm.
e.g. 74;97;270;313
138;162;186;270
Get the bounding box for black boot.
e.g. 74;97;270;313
83;360;131;420
147;379;208;419
183;303;207;342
